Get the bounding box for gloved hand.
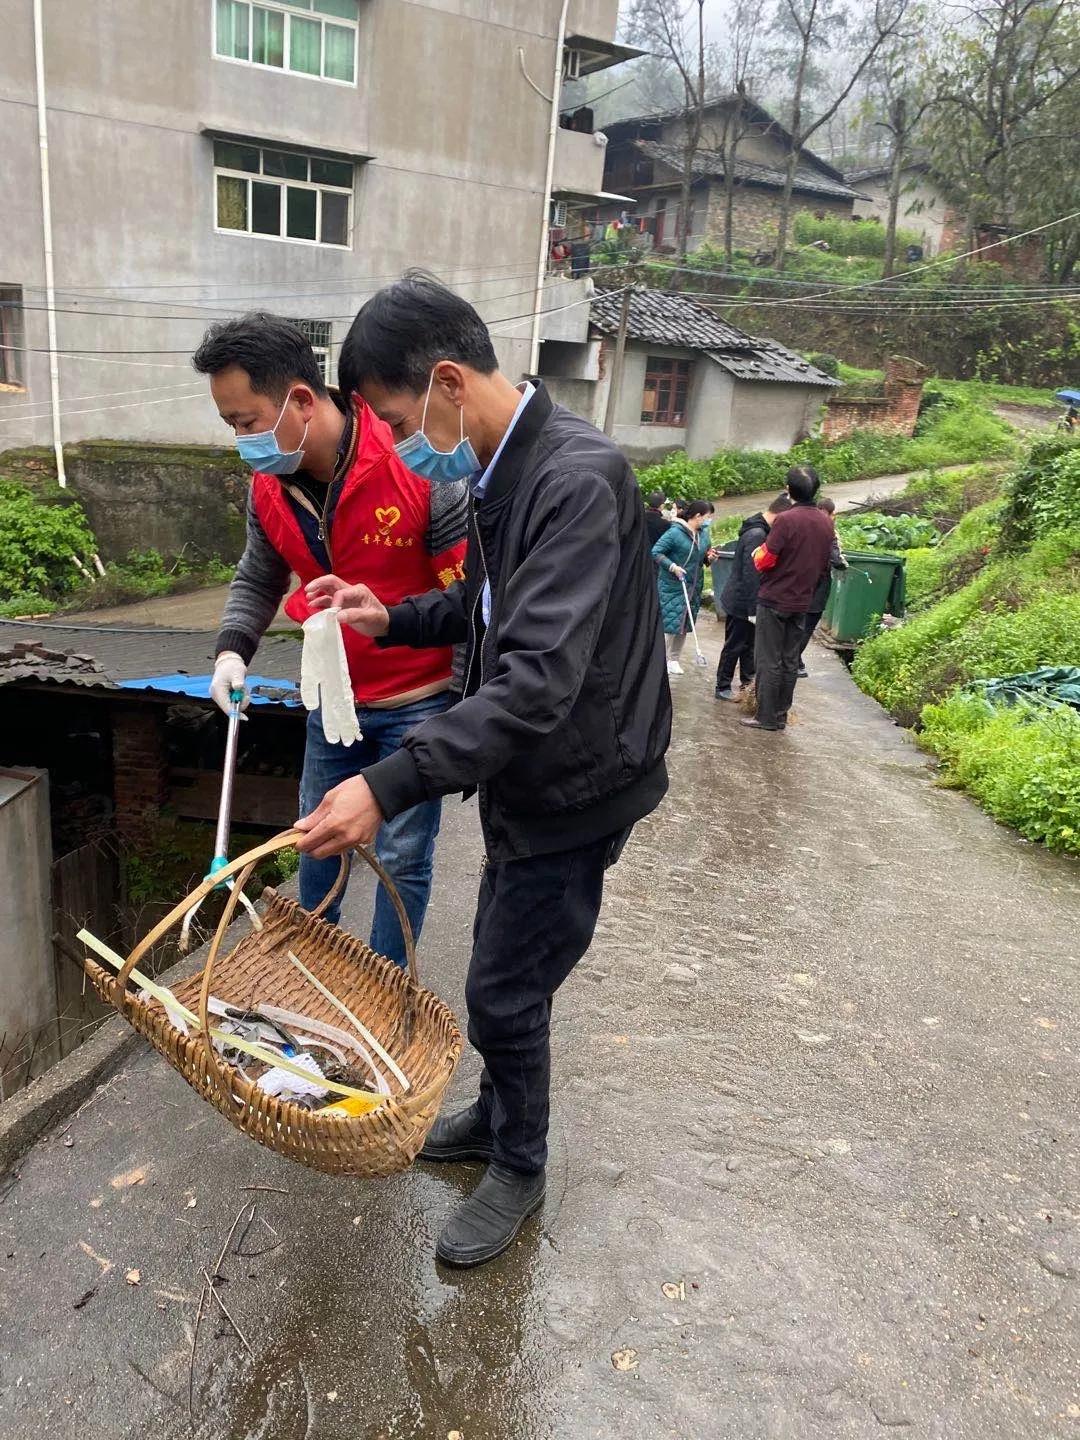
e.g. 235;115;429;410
210;650;249;714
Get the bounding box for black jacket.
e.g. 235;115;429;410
720;512;770;618
809;531;847;614
644;506;671;548
363;384;671;861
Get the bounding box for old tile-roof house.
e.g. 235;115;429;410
601;96;860;253
537;286;838;463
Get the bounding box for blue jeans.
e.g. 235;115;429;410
298;693;448;969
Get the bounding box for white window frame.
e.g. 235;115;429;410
212;0;359;87
213;142;354;250
293;319;333;384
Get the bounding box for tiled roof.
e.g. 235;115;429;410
638;141;861;202
708;337;840;388
590;286;754;350
0;622;302;696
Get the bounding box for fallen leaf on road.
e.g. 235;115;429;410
1035;1017;1058;1031
185;1195;197;1209
352;1216;362;1227
327;1391;338;1402
611;1348;639;1371
449;1432;464;1439
89;1197;103;1209
661;1281;686;1301
125;1269;141;1286
110;1168;146;1190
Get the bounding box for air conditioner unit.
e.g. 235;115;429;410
551;200;568;228
562;47;582;82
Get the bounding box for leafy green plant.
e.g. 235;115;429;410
919;692;1080;855
1000;437;1080;549
902;499;1005;609
0;480;96;598
836;511;941;552
792;211;922;258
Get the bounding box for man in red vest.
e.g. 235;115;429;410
192;314;466;967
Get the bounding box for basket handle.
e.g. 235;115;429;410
113;829;419;997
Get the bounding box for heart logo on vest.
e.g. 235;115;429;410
374;506;401;535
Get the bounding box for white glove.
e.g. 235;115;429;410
211;650;249;713
748;614;757;625
301;609;362;747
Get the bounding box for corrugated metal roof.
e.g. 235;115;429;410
638;141;861;202
590;287;754;350
708;337;840;388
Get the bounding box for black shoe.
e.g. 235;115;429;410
436;1164;546;1268
419;1103;494;1163
797;666;809;678
741;717;779;731
714;686;736;701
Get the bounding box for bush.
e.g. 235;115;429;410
0;480;96;599
806;352;839;378
792;211;921;258
898;464;1004;523
853;527;1080;724
919;692;1080;855
902;499;1005;610
1000;437;1080;548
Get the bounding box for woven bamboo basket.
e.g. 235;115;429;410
81;830;462;1177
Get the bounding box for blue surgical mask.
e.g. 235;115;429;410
235;389;308;475
394;369;479;484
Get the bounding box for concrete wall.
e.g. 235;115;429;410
726;381;831;451
553;128;606;198
850;169;948;256
0;0;622;451
0;769;59;1089
539;276;594;345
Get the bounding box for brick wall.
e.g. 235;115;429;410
111;705;169;840
823;355;928;441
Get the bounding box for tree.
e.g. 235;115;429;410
863;37;934;277
710;0;765;266
625;0;712;257
767;0;913;270
923;0;1080;274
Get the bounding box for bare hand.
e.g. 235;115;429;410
305;576;390;636
295;775;384;858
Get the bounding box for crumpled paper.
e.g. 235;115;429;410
300;607;362;747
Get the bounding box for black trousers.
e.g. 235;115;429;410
754;603;806;728
800;610;824;656
715;613;756;689
466;829;628;1174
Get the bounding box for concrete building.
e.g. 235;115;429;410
540;287;837;464
600;97;860;254
0;0;633;452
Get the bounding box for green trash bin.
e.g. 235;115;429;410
823;551;906;643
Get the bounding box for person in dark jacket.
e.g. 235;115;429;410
714;494;792;701
744;464;835;731
798;496;847;677
644;489;671;547
295;272;672;1268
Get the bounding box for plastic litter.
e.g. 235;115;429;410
301;607;362;746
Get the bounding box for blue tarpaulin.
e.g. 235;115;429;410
117;674;302;706
1054;389;1080;406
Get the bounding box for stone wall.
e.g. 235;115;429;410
1;442;249;563
111;706;170;841
703;185;853;252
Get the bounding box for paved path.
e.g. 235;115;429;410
66;472;918;631
2;632;1077;1439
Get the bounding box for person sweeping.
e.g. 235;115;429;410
650;500;715;675
295;273;671;1268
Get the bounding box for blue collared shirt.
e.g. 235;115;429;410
470;382;535;624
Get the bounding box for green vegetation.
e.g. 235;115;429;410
68;548;234;612
852;437;1080;853
792;211;922;258
835;511;940;552
636;400;1016;503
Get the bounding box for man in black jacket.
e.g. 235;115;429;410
714;494;791;701
296;273;671;1267
644;489;671;547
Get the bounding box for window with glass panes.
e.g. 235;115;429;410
0;287;25;387
293;319;333;383
641;356;691;425
215;0;358;85
214;141;353;248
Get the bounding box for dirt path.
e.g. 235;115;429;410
3;634;1077;1439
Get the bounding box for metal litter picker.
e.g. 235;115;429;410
678;574;710;667
179;688;259;952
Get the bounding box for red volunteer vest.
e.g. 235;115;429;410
252;400;464;706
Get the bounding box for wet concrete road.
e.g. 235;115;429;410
2;633;1078;1439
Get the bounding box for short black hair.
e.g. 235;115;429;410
818;496;836;514
768;494;793;513
338;270;498;397
646;490;665;509
191;312;327;400
786;464;820;503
